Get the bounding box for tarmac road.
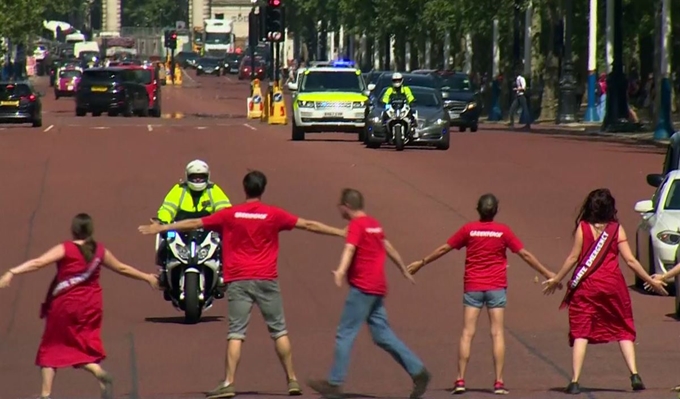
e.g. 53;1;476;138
0;70;677;399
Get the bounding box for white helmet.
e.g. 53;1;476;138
185;160;210;191
392;72;404;88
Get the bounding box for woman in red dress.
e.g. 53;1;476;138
0;213;159;399
543;189;667;394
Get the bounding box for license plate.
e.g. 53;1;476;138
67;85;74;90
324;112;343;117
91;86;107;92
449;112;460;118
0;100;19;106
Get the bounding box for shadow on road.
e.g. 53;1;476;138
144;316;224;324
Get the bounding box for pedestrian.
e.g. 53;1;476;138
508;69;530;129
138;170;346;399
0;213;160;399
307;188;431;399
406;193;555;395
542;188;668;394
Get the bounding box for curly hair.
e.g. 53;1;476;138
573;188;618;235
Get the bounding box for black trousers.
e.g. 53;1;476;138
509;94;530;126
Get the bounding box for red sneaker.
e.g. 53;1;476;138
452;379;466;394
493;381;509;395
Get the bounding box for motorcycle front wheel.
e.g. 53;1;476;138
394;124;405;151
183;272;202;324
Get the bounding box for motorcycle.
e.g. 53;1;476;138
384;95;417;151
155;225;225;324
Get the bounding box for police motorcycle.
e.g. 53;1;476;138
154;219;225;324
384;93;417;151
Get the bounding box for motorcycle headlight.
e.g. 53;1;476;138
371;116;381;123
297;100;314;108
174;244;189;260
198;245;211;260
657;231;680;245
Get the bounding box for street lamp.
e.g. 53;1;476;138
556;0;577;124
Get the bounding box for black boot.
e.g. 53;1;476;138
565;381;580;394
630;374;645;391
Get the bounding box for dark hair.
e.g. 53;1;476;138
574;188;618;234
71;213;97;262
243;170;267;198
476;193;498;221
340;188;364;210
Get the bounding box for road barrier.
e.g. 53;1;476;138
247;79;264;119
268;82;287;125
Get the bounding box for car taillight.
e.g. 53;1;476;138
21;95;36;102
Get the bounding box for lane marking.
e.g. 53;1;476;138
43;124;54;132
197;126;207;130
92;127;110;130
147;124;153;132
243;123;257;130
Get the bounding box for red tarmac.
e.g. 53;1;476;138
0;70;677;398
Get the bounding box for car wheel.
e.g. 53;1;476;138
32;118;42;128
76;108;87;117
458;126;466;132
292;122;305;141
436;134;450;150
470;124;479;132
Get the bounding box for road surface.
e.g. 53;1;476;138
0;70;677;399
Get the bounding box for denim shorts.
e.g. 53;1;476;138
463;289;507;309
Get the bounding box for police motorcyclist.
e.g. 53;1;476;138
155;160;232;288
381;72;416;128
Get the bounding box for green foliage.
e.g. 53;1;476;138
122;0;182;28
0;0;78;42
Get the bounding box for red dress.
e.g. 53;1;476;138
567;222;636;346
35;242;106;368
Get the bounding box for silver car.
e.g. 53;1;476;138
363;86;450;150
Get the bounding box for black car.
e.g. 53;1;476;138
223;53;241;74
196;57;223;76
368;72;443;106
75;68;150;117
438;72;482;132
0;81;43;127
647;132;680;188
175;51;200;69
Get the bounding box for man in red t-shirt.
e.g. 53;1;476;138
407;193;555;395
139;171;345;399
307;188;431;399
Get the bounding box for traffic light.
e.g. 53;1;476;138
265;0;285;42
168;30;178;50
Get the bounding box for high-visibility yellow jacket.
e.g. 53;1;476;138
381;86;415;104
157;182;231;223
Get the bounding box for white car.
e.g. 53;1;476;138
633;169;680;294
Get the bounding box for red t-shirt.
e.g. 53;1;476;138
446;221;523;292
346;215;388;296
201;201;298;282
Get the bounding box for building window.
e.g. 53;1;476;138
215;13;224;19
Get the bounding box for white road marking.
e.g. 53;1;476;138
197;126;207;130
243;123;257;130
92;127;110;130
44;125;54;132
147;124;153;132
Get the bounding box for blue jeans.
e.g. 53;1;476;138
328;286;424;385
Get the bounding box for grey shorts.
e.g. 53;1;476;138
226;279;288;340
463;289;507;309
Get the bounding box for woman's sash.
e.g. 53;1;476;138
40;245;103;318
560;223;619;309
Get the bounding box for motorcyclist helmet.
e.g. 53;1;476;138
391;72;404;89
185;160;210;191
